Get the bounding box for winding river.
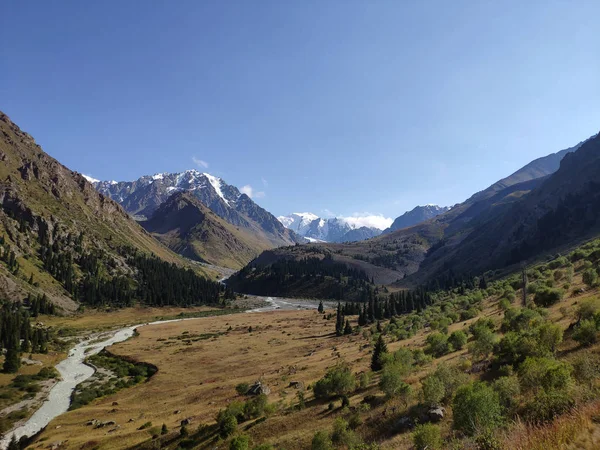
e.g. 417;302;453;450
0;297;320;448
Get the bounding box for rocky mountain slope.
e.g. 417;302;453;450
94;171;301;250
142;192;274;269
277;213;382;243
0;111;216;311
383;205;450;234
234;133;599;294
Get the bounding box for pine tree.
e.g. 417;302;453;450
335;303;344;336
344;319;352;335
7;435;19;450
371;334;388;371
3;347;20;373
318;300;324;314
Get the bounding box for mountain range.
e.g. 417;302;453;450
230;132;600;298
0;111;209;311
277;206;450;243
277;213;382;243
91;170;301;268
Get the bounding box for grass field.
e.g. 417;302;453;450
27;267;600;450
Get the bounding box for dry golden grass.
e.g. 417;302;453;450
27;271;600;449
39;305;222;332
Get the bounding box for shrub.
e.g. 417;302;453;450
499;298;512;312
413;423;442;450
217;412;237;438
421;374;445;407
230;435;250;450
311;431;333;450
577;299;599;322
469;328;497;361
359;371;371;389
243;394;269;419
573;319;598;346
582;268;598;287
331;418;361;448
523;389;574;422
379;363;411;402
448;330;467;350
313;364;356;399
425;333;450;357
518;357;572;392
236;383;250;396
452;382;503;436
534;288;564;307
492;376;520;413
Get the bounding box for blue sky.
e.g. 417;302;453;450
2;1;599;224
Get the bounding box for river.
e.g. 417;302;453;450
0;297;323;448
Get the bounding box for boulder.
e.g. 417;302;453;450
428;407;445;422
247;381;271;396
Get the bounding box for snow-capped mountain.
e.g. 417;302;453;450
277;213;382;243
92;170;301;247
382;204;450;234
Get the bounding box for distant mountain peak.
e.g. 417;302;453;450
278;213;383;243
383;204;450;234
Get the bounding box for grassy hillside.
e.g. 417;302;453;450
0;111;217;311
32;237;600;449
142;192;276;269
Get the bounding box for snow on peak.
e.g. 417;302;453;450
152;173;165;180
202;173;230;206
82;174;99;184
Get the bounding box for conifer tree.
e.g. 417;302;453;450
3;347;20;373
318;300;324;314
335;302;344;336
371;334;388;371
344;319;352;335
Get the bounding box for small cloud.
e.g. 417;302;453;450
240;184;265;199
261;177;268;187
339;213;393;230
192;157;209;169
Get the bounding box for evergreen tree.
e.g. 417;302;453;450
335;303;344;336
344;319;352;335
7;435;19;450
3;347;20;373
371;334;388;371
318;300;324;314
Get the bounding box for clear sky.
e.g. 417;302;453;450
2;1;599;224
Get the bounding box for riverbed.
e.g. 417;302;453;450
0;297;324;448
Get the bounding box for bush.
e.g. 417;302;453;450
230;435;250;450
468;328;497;361
413;423;442;450
236;383;250;396
313;364;356;399
492;376;520;413
359;371;371;389
523;389;574;422
452;382;503;436
217;412;237;438
499;298;512;312
425;333;450;357
573;319;598;346
582;268;598;287
448;330;467;350
243;394;269;419
379;363;411;402
534;288;564;307
331;418;361;448
421;374;445;407
311;430;333;450
518;357;572;392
